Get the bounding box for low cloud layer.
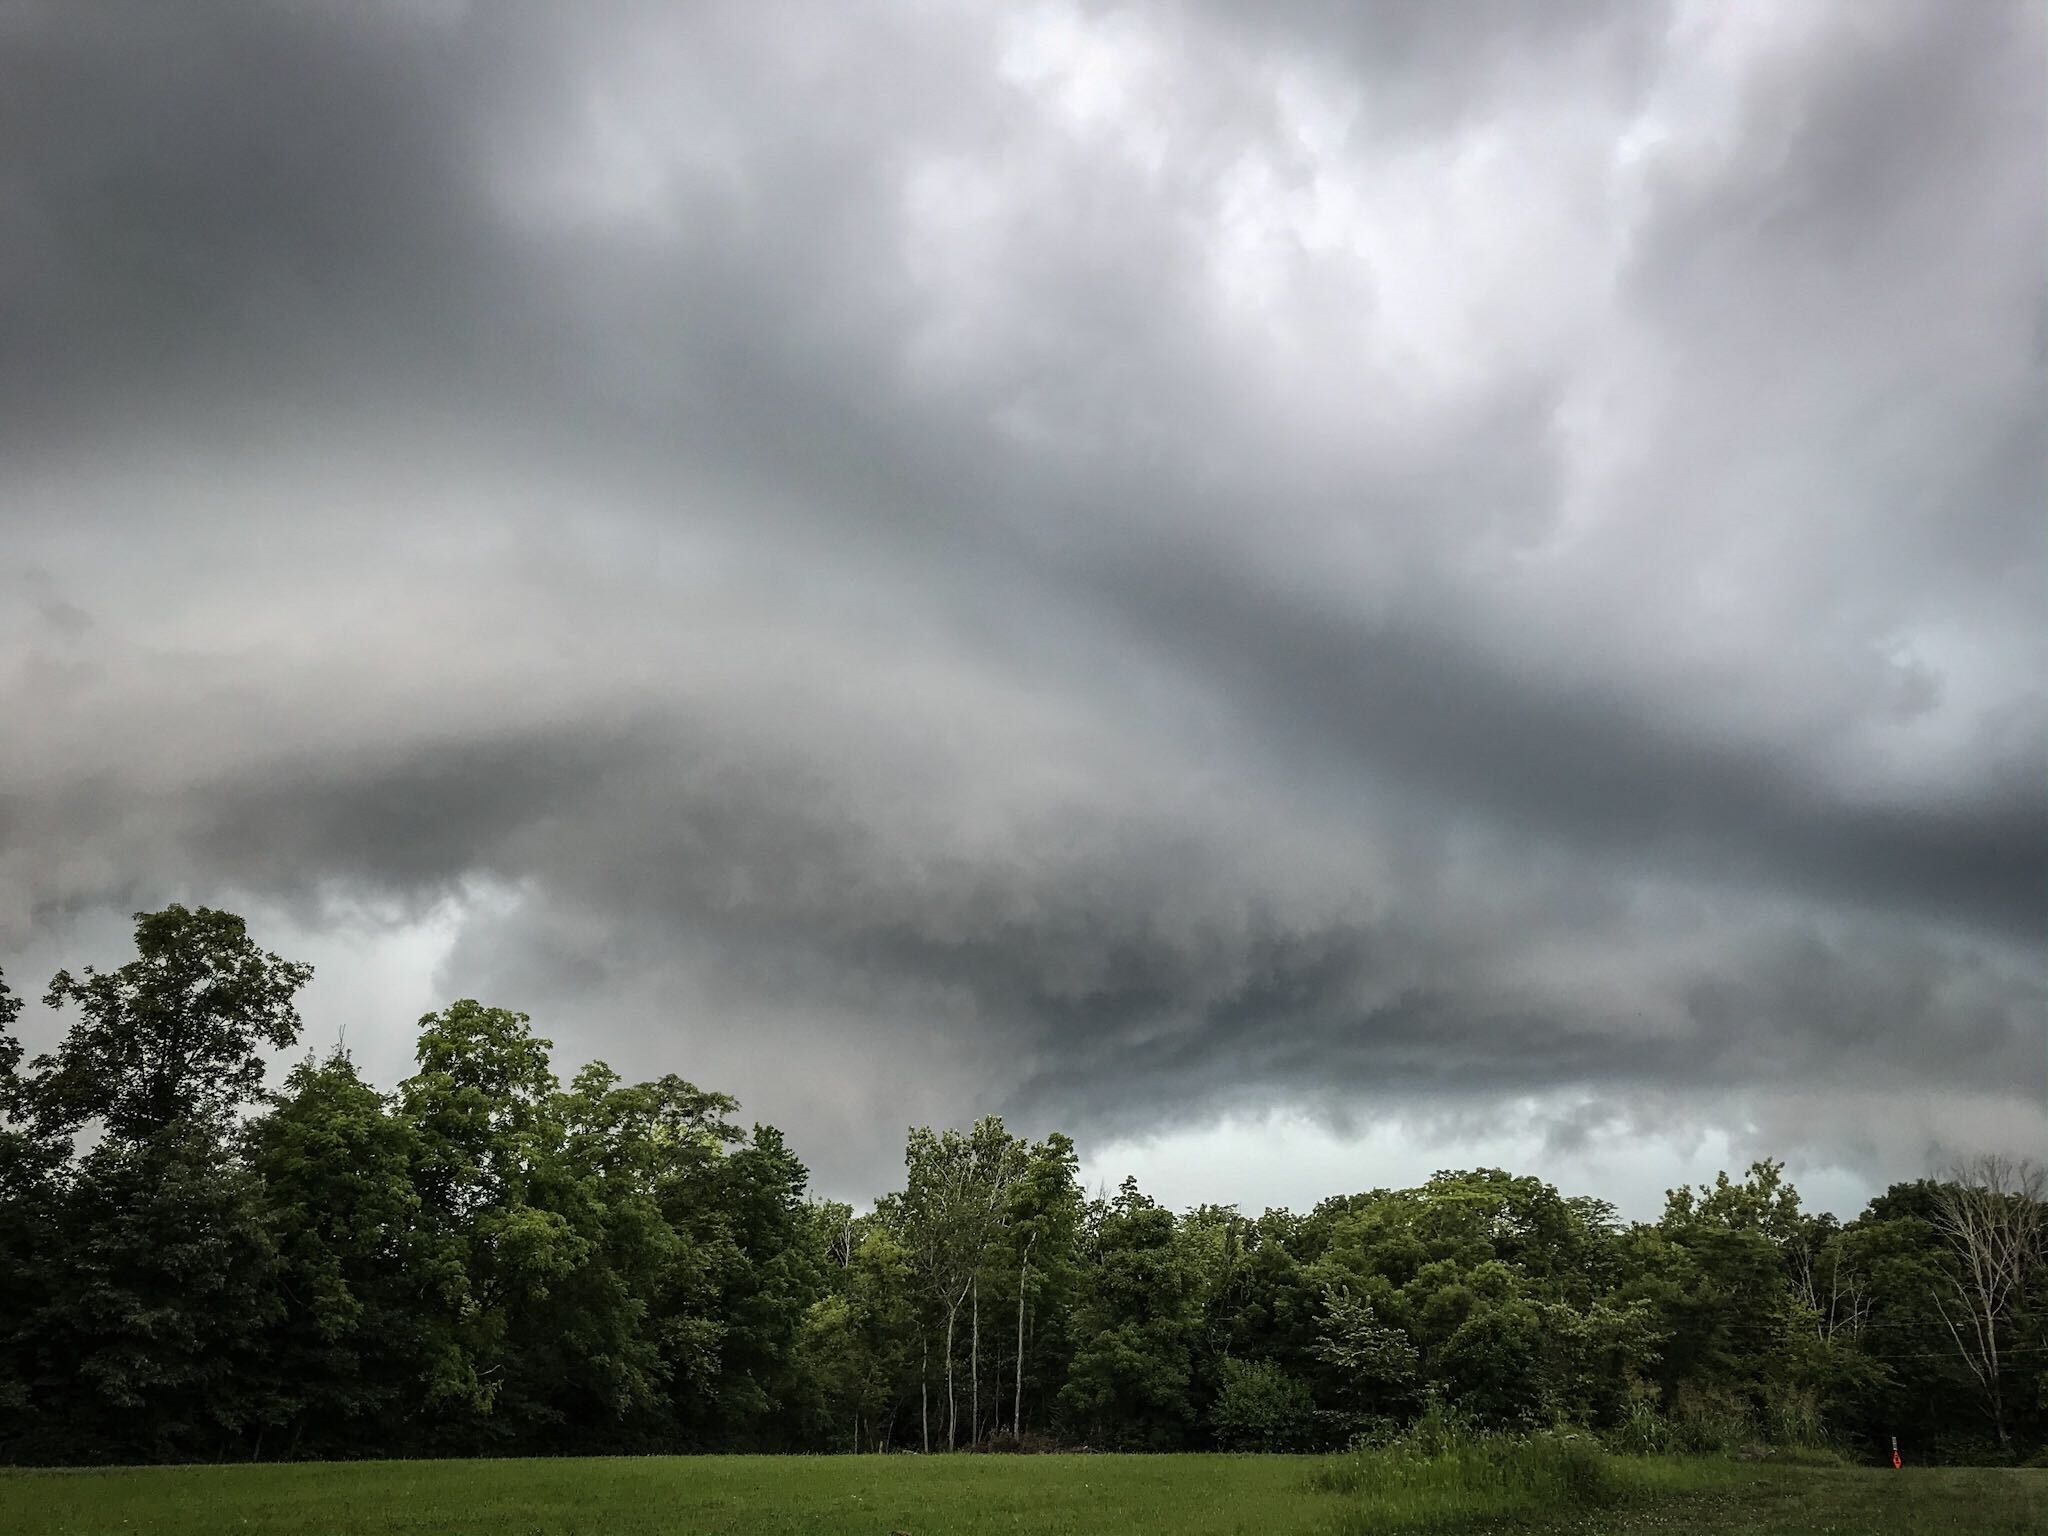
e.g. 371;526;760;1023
3;0;2041;1207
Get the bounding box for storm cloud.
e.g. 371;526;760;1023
3;0;2041;1209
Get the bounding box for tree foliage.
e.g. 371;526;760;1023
34;906;311;1139
0;911;2042;1464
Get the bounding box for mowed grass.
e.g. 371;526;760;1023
1606;1465;2047;1535
1317;1441;2045;1535
0;1452;2040;1536
0;1454;1332;1536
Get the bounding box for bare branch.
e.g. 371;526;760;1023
1925;1155;2045;1450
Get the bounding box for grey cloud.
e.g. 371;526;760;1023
1;0;2041;1204
1199;0;1670;132
1084;542;2048;939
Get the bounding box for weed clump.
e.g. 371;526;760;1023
1312;1407;1627;1531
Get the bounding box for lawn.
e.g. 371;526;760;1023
0;1453;2039;1535
1600;1465;2047;1535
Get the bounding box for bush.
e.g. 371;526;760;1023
1209;1357;1316;1452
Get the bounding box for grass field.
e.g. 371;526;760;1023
0;1452;2040;1535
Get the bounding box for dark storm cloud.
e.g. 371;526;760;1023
2;0;2041;1199
0;3;503;443
1087;544;2048;940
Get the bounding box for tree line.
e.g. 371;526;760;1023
0;907;2041;1465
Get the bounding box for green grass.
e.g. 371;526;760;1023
0;1453;2039;1535
1316;1437;1729;1531
0;1455;1333;1536
1562;1465;2048;1535
1320;1446;2045;1534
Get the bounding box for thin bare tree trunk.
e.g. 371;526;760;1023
921;1332;929;1453
945;1301;959;1449
971;1277;981;1445
1015;1238;1032;1434
1929;1156;2044;1453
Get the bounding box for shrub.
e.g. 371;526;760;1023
1209;1357;1316;1453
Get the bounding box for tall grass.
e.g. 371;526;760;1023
1312;1418;1734;1533
1606;1382;1846;1463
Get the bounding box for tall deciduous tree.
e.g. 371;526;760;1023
0;968;22;1111
1059;1177;1201;1449
35;906;311;1138
14;912;314;1460
893;1117;1025;1448
38;1123;286;1460
1929;1156;2046;1452
1311;1283;1420;1429
0;969;64;1447
796;1212;914;1451
246;1052;431;1456
397;1001;593;1442
1008;1132;1082;1435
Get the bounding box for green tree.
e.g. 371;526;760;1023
36;1124;285;1460
1310;1282;1420;1432
1434;1296;1554;1427
577;1068;742;1445
796;1214;915;1451
1006;1132;1083;1437
397;1001;583;1441
688;1122;818;1447
889;1118;1026;1448
543;1063;686;1448
0;967;23;1114
0;968;66;1449
1635;1162;1813;1417
1059;1178;1200;1449
246;1052;432;1456
7;908;2044;1468
580;1066;818;1450
12;911;312;1461
34;907;312;1138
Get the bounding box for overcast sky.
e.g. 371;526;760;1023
3;0;2042;1219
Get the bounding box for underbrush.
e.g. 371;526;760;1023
1311;1412;1736;1533
961;1430;1066;1454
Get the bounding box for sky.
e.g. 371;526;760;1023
2;0;2042;1221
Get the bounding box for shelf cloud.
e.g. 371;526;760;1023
4;0;2041;1205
